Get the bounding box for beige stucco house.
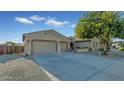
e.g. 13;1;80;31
23;29;70;55
23;29;102;55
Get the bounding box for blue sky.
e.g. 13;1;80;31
0;11;87;43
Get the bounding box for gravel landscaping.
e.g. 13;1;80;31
0;58;51;81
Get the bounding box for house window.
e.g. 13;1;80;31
93;42;97;47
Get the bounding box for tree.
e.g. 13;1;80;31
5;41;16;46
75;11;124;53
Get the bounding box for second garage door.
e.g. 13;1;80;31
60;42;68;52
32;40;57;54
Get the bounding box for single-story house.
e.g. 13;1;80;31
112;39;124;49
23;30;70;55
75;38;100;52
112;42;120;48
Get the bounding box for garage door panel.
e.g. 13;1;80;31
32;41;57;54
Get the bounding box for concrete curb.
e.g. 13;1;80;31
40;66;59;81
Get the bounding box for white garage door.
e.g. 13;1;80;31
32;40;57;54
61;42;68;52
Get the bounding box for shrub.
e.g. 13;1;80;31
98;48;104;52
98;48;108;55
118;47;124;51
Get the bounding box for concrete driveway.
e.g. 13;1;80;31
32;52;124;81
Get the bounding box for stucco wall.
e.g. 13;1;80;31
75;42;91;48
75;38;100;51
91;38;100;51
24;38;32;55
25;31;68;42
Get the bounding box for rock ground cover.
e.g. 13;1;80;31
0;58;51;81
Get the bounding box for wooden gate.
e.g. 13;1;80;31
0;46;3;55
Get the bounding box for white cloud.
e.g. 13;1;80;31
30;15;46;21
45;18;70;27
0;41;6;44
15;17;33;24
15;15;71;28
63;21;70;24
70;24;76;28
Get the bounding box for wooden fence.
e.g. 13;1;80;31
0;45;24;55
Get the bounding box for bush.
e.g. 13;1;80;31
98;48;104;52
118;47;124;51
98;48;108;55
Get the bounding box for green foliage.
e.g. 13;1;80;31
121;43;124;47
118;47;124;51
98;48;104;52
5;41;16;46
75;11;124;53
98;48;107;55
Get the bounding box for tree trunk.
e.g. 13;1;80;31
106;42;110;51
105;42;110;55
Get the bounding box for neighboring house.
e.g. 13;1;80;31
112;38;124;49
112;41;124;49
112;42;120;49
23;29;70;55
75;38;100;52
